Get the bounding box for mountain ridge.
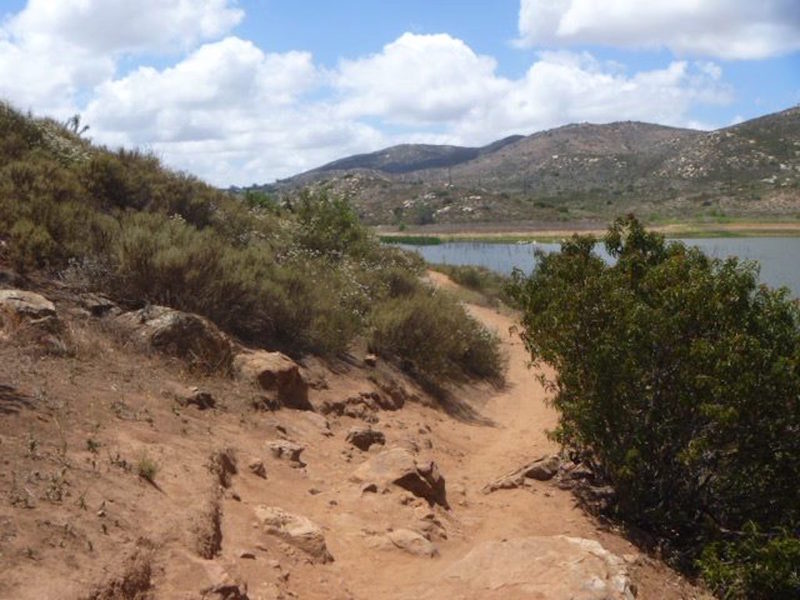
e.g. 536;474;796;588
250;107;800;226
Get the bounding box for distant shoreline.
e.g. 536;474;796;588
377;220;800;244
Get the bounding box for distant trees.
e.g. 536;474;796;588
508;215;800;598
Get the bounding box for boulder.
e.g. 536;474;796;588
483;454;561;494
351;447;448;508
423;536;635;600
0;289;56;319
163;382;215;410
255;506;333;564
117;306;232;373
386;528;439;558
345;427;386;451
266;440;305;467
234;351;311;411
0;289;65;346
80;293;119;317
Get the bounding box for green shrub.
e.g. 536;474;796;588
0;101;504;386
698;525;800;599
370;287;504;383
508;215;800;595
432;263;518;308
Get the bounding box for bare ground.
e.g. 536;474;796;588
0;274;709;599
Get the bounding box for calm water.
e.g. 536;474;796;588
399;238;800;298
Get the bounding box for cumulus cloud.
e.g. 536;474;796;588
8;0;243;54
84;37;384;186
0;0;242;115
517;0;800;59
333;33;508;124
0;1;740;186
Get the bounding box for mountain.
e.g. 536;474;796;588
254;107;800;226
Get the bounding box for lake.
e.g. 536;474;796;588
398;238;800;298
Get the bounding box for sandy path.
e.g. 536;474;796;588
383;271;705;598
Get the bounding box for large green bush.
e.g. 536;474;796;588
370;287;504;384
508;215;800;598
0;101;503;387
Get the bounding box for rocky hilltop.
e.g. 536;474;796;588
253;107;800;225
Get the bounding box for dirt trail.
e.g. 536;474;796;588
327;271;703;599
0;274;706;599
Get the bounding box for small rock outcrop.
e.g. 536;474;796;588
117;306;233;373
234;351;311;411
345;427;386;451
483;454;561;494
266;440;306;468
255;506;333;564
163;382;215;410
320;390;402;422
425;536;635;600
80;293;119;317
386;528;439;558
351;447;448;508
0;289;57;319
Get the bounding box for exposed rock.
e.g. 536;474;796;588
209;449;238;488
267;440;306;467
0;289;65;350
483;454;561;494
364;353;377;367
386;528;439;558
248;460;267;479
80;293;119;317
234;351;311;410
345;427;386;451
116;305;233;373
163;381;215;410
351;447;448;508
299;412;333;437
424;536;636;600
320;390;401;422
0;289;56;319
255;506;333;564
202;576;250;600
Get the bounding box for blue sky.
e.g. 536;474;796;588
1;0;798;186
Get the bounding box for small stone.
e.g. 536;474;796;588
248;460;267;479
364;354;377;367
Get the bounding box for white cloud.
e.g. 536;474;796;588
0;0;739;186
9;0;243;54
517;0;800;59
84;37;384;186
333;33;508;124
0;0;242;116
450;52;731;142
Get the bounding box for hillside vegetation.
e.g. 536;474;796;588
508;216;800;598
255;108;800;226
0;101;503;384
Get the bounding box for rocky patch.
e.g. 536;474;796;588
386;528;439;558
483;454;561;494
351;447;448;508
117;305;233;373
163;381;215;410
255;506;333;564
425;536;635;600
345;426;385;451
266;440;306;468
234;351;311;410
